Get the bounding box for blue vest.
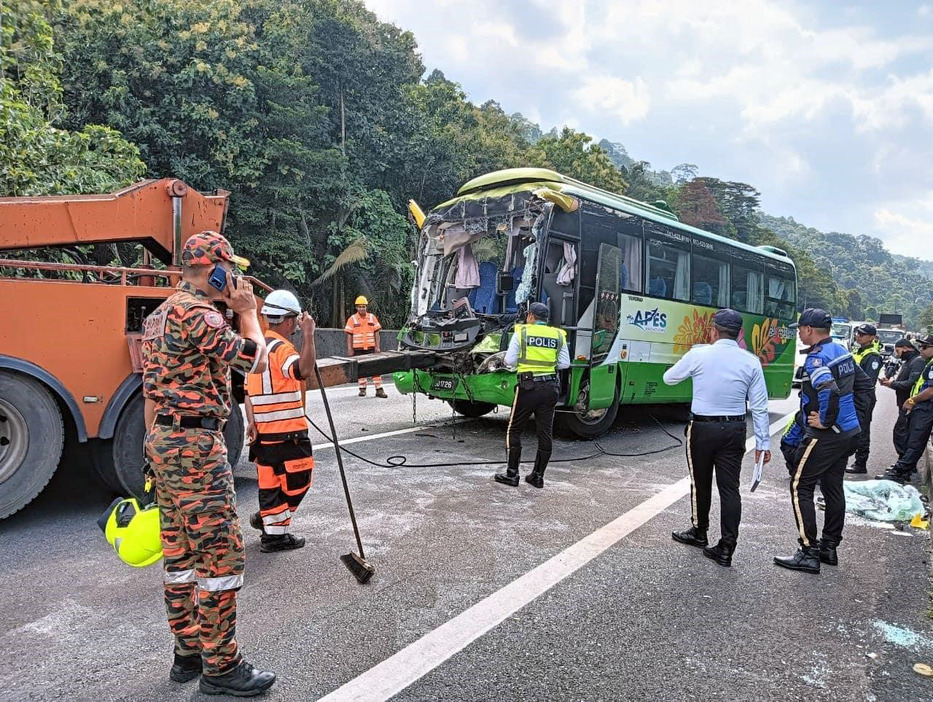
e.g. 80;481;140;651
800;338;860;434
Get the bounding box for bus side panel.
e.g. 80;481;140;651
619;361;692;404
587;362;617;409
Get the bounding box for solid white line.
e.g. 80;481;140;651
317;410;797;702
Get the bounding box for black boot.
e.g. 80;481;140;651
170;653;202;683
702;539;735;567
672;526;708;548
524;450;550;489
495;449;521;486
876;468;906;484
199;661;276;697
260;533;305;553
249;511;264;532
819;539;838;566
845;463;867;475
773;545;821;574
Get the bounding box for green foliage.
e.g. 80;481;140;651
528;128;628;194
0;0;143;196
918;304;933;332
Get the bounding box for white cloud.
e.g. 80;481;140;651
573;76;650;125
874;193;933;259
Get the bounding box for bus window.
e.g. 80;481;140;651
593;243;622;357
618;225;643;294
765;273;796;319
731;258;764;314
691;252;729;307
644;229;689;301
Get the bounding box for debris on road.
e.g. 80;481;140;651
843;480;924;523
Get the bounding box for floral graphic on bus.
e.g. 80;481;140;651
673;309;713;354
750;317;784;366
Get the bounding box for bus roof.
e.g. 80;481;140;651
442;168;795;268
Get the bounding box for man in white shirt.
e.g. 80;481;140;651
662;308;772;567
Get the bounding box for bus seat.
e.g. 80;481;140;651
473;261;498;313
648;278;667;298
693;282;713;306
506;266;523;312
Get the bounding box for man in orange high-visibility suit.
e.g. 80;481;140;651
344;295;387;398
245;289;317;552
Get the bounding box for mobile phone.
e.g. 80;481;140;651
208;264;235;292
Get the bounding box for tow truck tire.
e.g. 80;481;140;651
448;399;497;418
95;393;246;499
557;382;619;439
0;372;64;519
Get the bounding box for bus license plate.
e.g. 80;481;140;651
432;377;455;391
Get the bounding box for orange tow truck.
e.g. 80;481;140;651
0;180;434;519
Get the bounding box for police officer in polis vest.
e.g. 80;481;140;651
846;323;883;474
775;308;861;575
663;308;771;568
495;301;570;489
878;335;933;484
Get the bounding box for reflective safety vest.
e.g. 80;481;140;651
515;323;566;375
911;358;933;399
245;331;307;438
852;339;882;366
344;312;381;350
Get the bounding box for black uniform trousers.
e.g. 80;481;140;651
893;407;912;459
791;430;857;548
893;403;933;474
506;379;559;471
852;392;876;468
686;419;746;544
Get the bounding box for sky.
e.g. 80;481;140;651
365;0;933;260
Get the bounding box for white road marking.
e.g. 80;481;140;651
317;411;797;702
310;419;468;453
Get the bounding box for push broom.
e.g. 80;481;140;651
312;364;375;584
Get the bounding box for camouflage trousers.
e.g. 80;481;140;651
146;425;245;675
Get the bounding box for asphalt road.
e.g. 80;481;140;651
1;385;931;701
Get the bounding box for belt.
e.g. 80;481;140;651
256;429;309;443
155;415;223;430
533;374;558;382
691;414;745;423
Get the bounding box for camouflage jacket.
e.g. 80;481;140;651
141;281;259;418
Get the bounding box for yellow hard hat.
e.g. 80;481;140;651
355;296;368;306
97;497;163;568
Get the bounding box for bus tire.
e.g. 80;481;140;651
447;399;497;418
557;382;619;439
94;394;246;499
0;372;64;519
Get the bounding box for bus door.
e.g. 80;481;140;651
586;242;622;410
539;236;579;401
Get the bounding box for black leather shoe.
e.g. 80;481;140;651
170;653;202;683
819;540;838;566
845;464;867;474
525;472;544;489
249;511;263;532
875;470;906;485
200;661;276;697
494;471;519;487
702;540;735;567
672;526;708;548
260;534;305;553
774;546;820;574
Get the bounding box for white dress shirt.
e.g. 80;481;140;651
662;339;771;450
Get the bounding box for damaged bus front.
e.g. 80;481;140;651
393;168;625;438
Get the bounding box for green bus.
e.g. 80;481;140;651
393;168;797;438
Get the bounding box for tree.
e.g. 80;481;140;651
918;304;933;332
1;0;143;196
675;180;727;235
528;128;627;194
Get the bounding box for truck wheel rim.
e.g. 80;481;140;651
0;398;29;485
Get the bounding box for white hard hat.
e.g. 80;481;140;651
261;289;301;318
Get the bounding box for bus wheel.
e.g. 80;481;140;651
557;380;619;439
448;399;497;418
94;394;246;499
0;372;64;519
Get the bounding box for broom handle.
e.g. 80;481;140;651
313;365;366;559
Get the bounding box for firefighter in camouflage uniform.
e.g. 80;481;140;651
141;231;276;697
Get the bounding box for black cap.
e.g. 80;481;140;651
712;308;743;334
918;335;933;348
854;323;877;335
529;301;550;322
789;308;832;329
895;339;916;349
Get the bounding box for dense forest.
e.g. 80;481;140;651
4;0;932;329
